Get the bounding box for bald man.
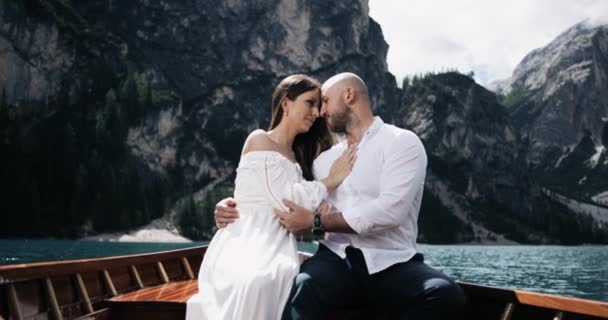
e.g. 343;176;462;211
215;73;465;319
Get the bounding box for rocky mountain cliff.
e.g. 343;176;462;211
495;21;608;206
1;1;607;243
0;0;398;238
397;72;605;244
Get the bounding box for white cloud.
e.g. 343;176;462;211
369;0;608;86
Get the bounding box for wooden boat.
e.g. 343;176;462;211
0;245;606;320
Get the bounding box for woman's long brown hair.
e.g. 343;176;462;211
269;74;335;181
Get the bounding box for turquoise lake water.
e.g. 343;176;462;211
0;240;606;302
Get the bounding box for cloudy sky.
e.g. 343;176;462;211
368;0;608;87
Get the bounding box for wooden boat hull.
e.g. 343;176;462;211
1;245;606;319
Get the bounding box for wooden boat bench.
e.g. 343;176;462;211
106;279;379;320
107;280;197;319
0;246;205;320
106;280;608;320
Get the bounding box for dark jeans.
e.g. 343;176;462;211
282;244;465;320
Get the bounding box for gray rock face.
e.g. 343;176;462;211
2;1;605;243
0;1;75;105
0;0;399;237
71;0;397;185
1;0;396;186
399;73;536;242
495;21;608;206
499;22;608;166
402;74;524;205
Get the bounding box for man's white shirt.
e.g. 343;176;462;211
313;117;428;274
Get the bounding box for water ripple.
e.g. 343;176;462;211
419;245;608;301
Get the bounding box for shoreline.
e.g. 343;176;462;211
80;217;192;243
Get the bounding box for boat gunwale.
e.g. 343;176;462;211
0;245;207;284
1;245;607;319
459;281;608;318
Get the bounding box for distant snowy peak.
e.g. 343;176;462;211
496;21;607;95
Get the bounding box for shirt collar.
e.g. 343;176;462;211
336;116;384;147
366;116;383;137
357;116;383;146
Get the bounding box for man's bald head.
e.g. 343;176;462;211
322;72;369;97
320;72;374;137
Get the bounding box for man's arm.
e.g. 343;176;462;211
276;131;427;236
274;199;355;235
341;132;427;236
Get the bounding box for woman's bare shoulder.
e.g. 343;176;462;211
242;129;276;154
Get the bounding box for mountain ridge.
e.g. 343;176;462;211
1;1;607;243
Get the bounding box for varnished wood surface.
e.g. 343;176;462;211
0;246;206;320
460;282;608;319
513;288;608;318
2;245;608;320
109;280;198;304
0;246;207;284
106;280;608;319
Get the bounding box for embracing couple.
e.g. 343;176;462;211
185;72;465;319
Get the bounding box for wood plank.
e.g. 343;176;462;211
75;273;94;314
102;270;117;297
181;257;195;280
188;255;203;278
129;265;144;289
459;282;608;319
7;283;22;320
137;263;163;286
156;262;169;284
79;271;106;306
500;302;515;320
73;308;109;320
0;246;207;284
109;280;198;304
106;266;135;294
160;259;184;281
44;277;63;320
514;289;608;318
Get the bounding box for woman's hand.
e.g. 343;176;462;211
214;197;239;228
322;143;357;191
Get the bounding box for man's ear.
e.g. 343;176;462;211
345;87;356;104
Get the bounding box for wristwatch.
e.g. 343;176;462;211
312;211;325;237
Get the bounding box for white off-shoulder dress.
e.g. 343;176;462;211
185;151;327;320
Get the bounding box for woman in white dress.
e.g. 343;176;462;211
186;74;356;320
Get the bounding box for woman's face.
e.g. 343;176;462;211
283;89;321;133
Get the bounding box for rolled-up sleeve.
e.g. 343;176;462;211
341;132;427;235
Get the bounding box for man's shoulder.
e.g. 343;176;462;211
379;123;421;143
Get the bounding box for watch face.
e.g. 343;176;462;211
312;213;324;236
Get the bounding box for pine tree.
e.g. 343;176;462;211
401;76;410;91
145;79;153;111
177;194;202;240
123;76;140;123
0;87;8;141
602;121;608;147
0;87;7;110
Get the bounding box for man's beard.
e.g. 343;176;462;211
328;106;351;134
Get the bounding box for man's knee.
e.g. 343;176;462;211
283;273;325;319
424;277;466;308
292;272;315;300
